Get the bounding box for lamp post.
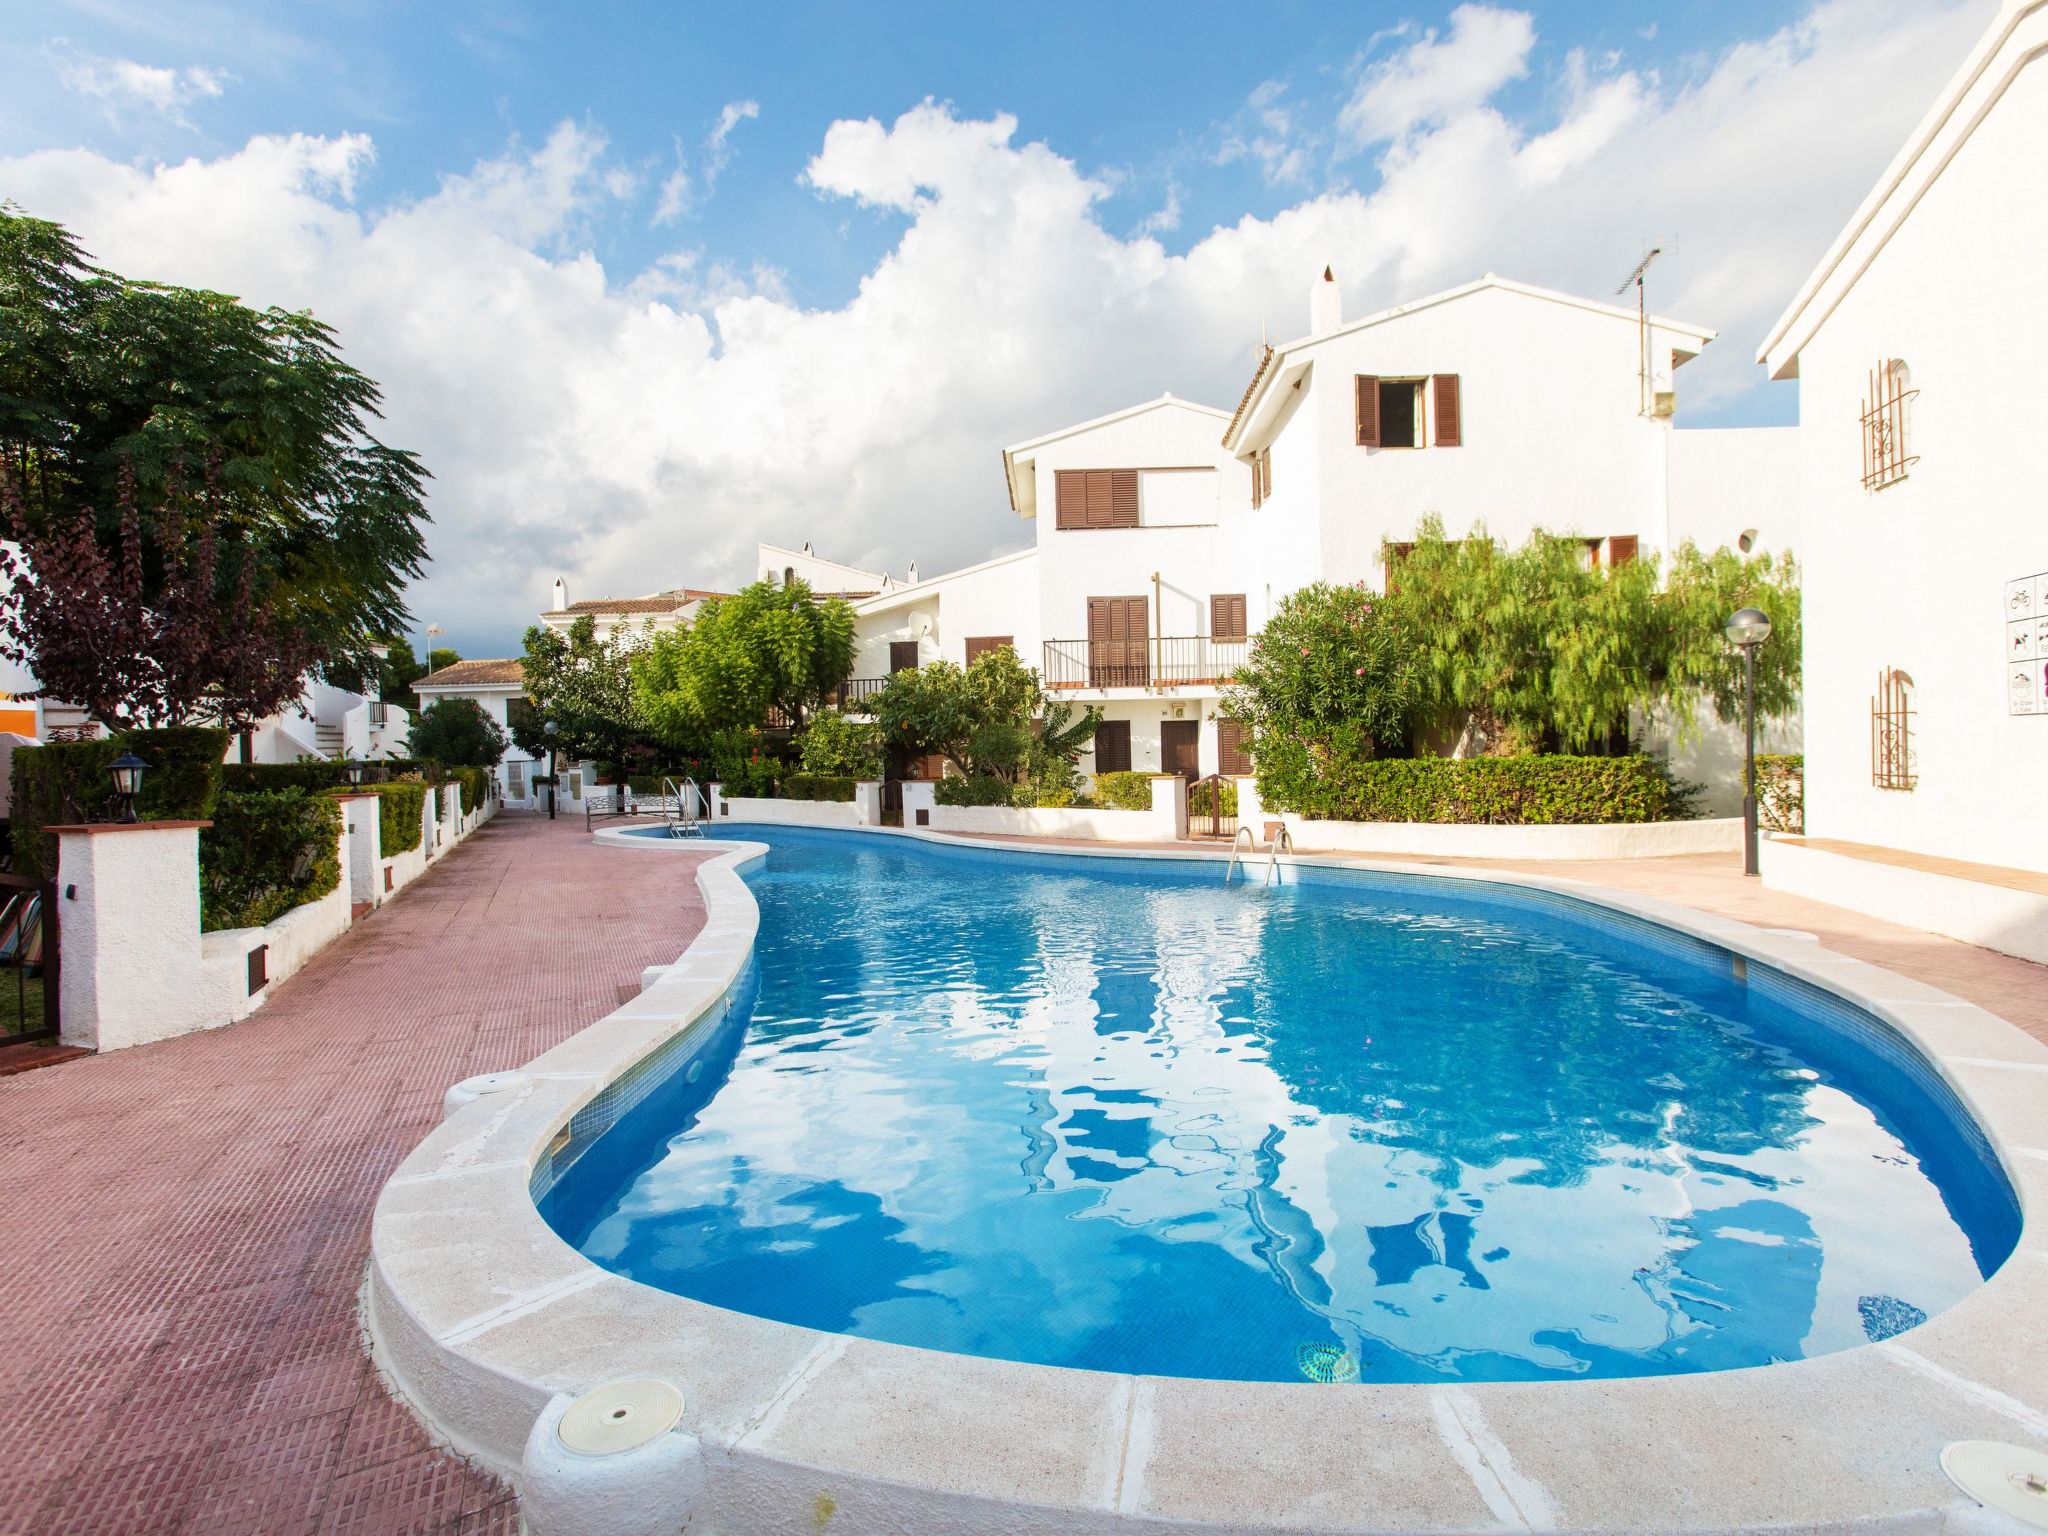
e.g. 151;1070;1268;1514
109;751;149;824
544;719;559;820
1724;607;1774;877
345;760;365;788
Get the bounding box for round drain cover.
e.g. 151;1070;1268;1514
1941;1441;2048;1529
558;1379;686;1456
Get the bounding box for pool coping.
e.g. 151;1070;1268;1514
365;822;2048;1534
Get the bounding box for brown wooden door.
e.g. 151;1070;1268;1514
1161;720;1200;779
1087;596;1148;687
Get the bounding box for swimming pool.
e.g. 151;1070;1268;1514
537;825;2018;1386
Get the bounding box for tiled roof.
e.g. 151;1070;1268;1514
1223;344;1276;447
416;658;524;689
548;588;727;617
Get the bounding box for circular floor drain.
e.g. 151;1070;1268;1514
1295;1344;1360;1384
558;1379;686;1456
1941;1441;2048;1530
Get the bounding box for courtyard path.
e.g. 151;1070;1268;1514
0;813;711;1536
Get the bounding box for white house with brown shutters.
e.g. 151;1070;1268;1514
1757;0;2048;883
1000;394;1261;782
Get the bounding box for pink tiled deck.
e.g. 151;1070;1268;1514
0;813;711;1536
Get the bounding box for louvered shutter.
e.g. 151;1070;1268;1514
1217;721;1253;776
964;636;1013;664
1607;535;1639;568
1433;374;1462;447
1110;470;1139;527
1094;720;1131;773
1355;375;1381;447
1055;470;1085;530
1211;593;1247;642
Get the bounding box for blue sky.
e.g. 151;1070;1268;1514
0;0;1997;655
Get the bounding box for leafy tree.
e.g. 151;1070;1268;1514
632;577;855;741
428;646;461;673
870;648;1099;784
0;207;430;681
520;615;650;778
1221;580;1421;768
797;710;884;779
1658;542;1803;730
0;460;321;730
406;697;507;768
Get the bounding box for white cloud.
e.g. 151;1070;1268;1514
702;98;759;191
54;47;228;128
1340;4;1535;145
0;0;1997;652
1215;79;1314;187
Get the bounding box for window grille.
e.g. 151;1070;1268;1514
1871;669;1916;790
1861;359;1917;491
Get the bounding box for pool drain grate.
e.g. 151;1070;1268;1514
1295;1343;1360;1384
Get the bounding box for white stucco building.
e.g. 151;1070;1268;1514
411;658;544;807
1758;0;2048;877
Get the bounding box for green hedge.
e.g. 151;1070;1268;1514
1756;753;1804;834
1272;754;1690;825
934;774;1009;807
782;773;857;802
1092;770;1155;812
220;758;430;793
333;781;429;858
199;789;342;932
451;766;492;815
9;726;229;880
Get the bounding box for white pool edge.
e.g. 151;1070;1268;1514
365;824;2048;1535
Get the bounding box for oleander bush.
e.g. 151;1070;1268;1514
1755;753;1804;834
1269;753;1692;825
199;787;342;931
1091;770;1155;812
9;725;229;879
781;773;856;802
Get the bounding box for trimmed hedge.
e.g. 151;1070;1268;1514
1274;754;1690;825
200;789;342;932
1092;770;1155;812
221;758;428;793
9;726;229;880
782;773;856;802
335;781;429;858
1756;753;1804;834
451;766;492;815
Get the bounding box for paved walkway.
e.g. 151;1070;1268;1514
2;817;2043;1535
0;814;711;1536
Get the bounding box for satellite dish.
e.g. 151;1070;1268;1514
908;610;936;639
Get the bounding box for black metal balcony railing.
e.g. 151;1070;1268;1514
1041;636;1252;691
835;677;888;708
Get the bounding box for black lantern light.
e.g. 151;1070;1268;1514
109;750;149;824
345;760;366;787
1723;607;1774;878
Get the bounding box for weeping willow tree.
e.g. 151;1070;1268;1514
1381;517;1800;754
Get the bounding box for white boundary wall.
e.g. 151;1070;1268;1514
1761;835;2048;966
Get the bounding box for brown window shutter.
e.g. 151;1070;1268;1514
1433;374;1462;447
964;636;1013;664
1249;453;1263;509
1110;469;1139;527
1055;470;1084;530
1211;593;1247;641
889;640;920;673
1607;535;1639;567
1094;719;1132;773
1217;721;1253;776
1355;375;1380;447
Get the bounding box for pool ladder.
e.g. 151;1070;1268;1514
662;777;706;838
1224;822;1293;885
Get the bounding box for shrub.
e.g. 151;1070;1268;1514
704;728;781;798
451;765;492;815
221;759;425;793
407;698;507;768
782;773;856;802
199;788;342;931
1092;770;1155;812
1755;753;1804;834
1189;778;1238;818
797;711;883;780
337;780;429;858
8;725;229;879
1028;784;1077;808
1267;754;1689;825
934;774;1015;807
1221;582;1420;763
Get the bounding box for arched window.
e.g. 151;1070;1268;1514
1871;668;1916;789
1861;358;1917;490
1737;528;1759;554
783;565;795;587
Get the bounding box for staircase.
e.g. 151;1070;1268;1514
314;723;344;759
37;701;98;742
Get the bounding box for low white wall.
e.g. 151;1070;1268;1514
1761;835;2048;966
930;803;1165;842
1274;813;1743;860
705;788;860;829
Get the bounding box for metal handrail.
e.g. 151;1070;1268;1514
1042;635;1254;692
1224;825;1257;884
1265;823;1294;886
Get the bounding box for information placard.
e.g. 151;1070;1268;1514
2006;572;2048;715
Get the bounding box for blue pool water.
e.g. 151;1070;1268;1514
539;827;2019;1384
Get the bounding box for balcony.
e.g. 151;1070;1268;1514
1042;636;1253;692
835;676;889;708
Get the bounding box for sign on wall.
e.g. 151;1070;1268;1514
2007;572;2048;715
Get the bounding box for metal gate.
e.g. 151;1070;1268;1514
1188;774;1239;840
0;873;58;1045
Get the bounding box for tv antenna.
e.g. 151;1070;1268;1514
1617;246;1662;417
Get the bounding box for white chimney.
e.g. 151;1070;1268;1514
1310;265;1341;335
908;561;919;584
551;577;567;611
